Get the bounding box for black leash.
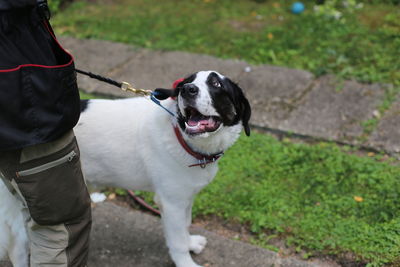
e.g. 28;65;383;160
75;69;122;88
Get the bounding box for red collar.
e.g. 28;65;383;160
173;125;223;168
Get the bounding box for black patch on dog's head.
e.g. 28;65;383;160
207;72;251;136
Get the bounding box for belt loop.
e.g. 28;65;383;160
37;0;51;21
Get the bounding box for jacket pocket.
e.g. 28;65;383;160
15;139;90;225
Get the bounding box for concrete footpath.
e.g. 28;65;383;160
0;201;337;267
88;202;334;267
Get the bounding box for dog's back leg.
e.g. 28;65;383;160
8;213;29;267
8;229;29;267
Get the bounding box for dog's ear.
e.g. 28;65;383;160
240;94;251;136
225;78;252;136
153;77;191;100
153;88;179;100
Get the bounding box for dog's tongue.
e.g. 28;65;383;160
187;114;210;127
186;115;220;134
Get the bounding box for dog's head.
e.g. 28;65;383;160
156;71;251;138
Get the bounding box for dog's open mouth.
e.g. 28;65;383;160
184;107;222;135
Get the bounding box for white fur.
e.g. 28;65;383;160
0;181;29;267
0;71;245;267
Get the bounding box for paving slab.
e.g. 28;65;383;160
107;49;252;93
89;201;333;267
101;48;315;129
239;65;314;128
278;75;385;143
59;36;252;97
59;37;139;97
58;36;314;122
58;36;398;152
368;96;400;153
0;201;337;267
59;36;315;133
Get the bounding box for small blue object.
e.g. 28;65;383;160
291;2;305;14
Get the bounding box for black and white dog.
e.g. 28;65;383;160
0;70;251;267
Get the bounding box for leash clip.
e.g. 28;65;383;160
121;81;152;96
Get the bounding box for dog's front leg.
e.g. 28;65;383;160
185;203;207;255
161;199;203;267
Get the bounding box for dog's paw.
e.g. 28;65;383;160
177;262;203;267
189;235;207;254
172;251;203;267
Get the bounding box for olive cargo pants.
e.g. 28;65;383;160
0;131;91;267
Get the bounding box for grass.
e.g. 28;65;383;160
54;0;400;85
128;130;400;266
193;133;400;266
79;90;98;99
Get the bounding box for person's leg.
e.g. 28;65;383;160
0;131;91;267
28;208;91;267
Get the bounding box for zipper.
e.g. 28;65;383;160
16;151;77;177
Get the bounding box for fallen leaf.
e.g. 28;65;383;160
354;196;364;202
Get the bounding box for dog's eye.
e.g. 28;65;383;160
213;80;221;88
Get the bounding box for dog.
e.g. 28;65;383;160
0;70;251;267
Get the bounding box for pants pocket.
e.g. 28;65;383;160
15;138;90;225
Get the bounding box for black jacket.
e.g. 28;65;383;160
0;0;36;10
0;6;80;151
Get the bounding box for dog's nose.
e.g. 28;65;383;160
182;84;199;97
